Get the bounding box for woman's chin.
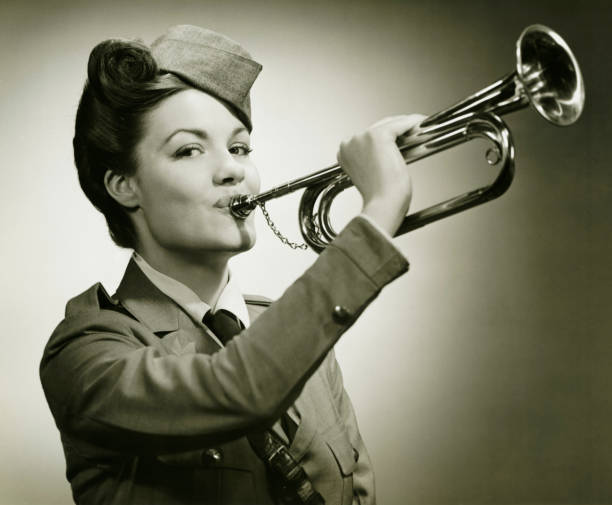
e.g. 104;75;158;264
195;229;257;255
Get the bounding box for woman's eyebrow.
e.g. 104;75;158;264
231;126;248;137
163;126;248;146
163;128;208;145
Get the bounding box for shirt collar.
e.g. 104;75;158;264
132;252;250;328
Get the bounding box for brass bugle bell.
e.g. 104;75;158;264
230;24;585;253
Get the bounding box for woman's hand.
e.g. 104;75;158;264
337;114;425;236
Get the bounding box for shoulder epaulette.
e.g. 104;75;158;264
243;294;273;307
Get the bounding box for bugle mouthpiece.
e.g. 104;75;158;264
229;194;257;219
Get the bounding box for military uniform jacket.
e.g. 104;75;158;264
40;217;408;504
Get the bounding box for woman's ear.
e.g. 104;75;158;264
104;170;140;209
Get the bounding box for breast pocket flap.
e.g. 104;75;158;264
325;429;357;476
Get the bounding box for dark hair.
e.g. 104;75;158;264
73;39;190;248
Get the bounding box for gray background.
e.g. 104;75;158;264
1;0;610;503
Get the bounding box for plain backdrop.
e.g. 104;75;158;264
1;1;611;504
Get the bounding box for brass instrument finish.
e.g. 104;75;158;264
230;25;585;253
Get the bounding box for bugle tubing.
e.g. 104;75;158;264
230;24;585;253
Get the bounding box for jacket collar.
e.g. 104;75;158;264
131;252;251;328
114;257;181;334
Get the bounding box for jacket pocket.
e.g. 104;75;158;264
325;428;357;476
157;448;223;467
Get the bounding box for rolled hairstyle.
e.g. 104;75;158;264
73;39;190;248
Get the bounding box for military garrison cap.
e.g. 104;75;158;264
151;24;262;131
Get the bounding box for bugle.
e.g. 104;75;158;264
230;24;585;253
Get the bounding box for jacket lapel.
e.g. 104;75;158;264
114;258;224;354
114;258;180;334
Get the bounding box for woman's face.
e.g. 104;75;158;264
131;88;260;258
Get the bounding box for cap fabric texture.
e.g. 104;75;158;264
151;25;262;131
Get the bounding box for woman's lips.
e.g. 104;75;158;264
214;195;233;208
214;194;243;209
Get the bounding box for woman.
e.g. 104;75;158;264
40;24;420;505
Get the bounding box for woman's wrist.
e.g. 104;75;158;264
361;196;410;236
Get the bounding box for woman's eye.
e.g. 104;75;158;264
229;143;253;156
175;145;203;158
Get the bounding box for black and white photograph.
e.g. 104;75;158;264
1;1;610;504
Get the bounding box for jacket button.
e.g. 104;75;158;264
202;448;223;464
332;305;352;324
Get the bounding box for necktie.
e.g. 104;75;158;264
202;309;323;504
202;309;243;345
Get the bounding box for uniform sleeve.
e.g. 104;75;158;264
325;350;376;504
40;216;408;455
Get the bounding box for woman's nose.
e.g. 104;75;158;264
212;152;246;186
